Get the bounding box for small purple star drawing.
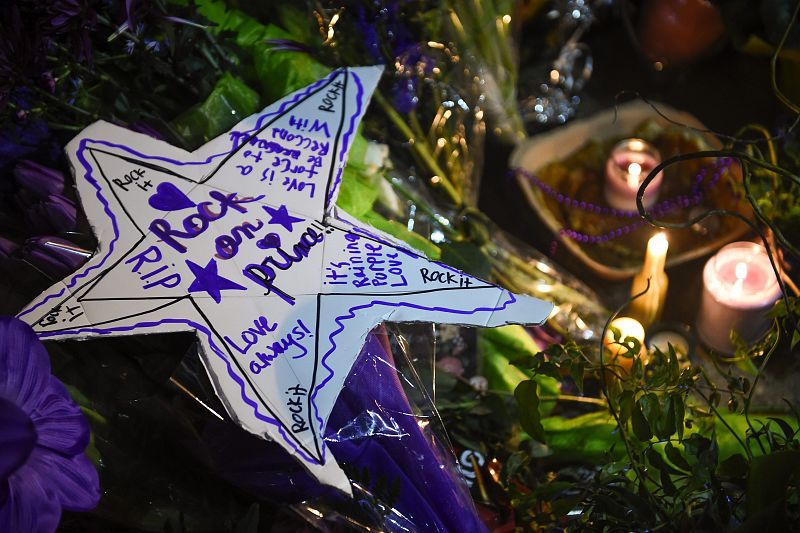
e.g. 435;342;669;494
185;259;246;303
263;204;304;232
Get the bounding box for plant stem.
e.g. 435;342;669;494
540;394;607;406
31;86;96;119
374;92;462;205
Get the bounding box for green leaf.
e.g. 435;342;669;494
570;360;585;394
440;241;491;279
533;361;562;381
639;393;661;428
672;393;686;440
172;73;260;146
665;442;692;472
717;453;748;479
657;394;676;439
618;390;634;425
668;344;680;381
646;447;684;476
660;468;677;495
767;417;796;442
503;451;527;483
360;212;441;259
631;403;653;441
747;450;800;516
515;380;546;442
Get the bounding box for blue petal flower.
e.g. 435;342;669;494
0;317;100;532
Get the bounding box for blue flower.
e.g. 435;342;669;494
13;160;65;199
43;0;98;63
0;317;100;532
348;1;433;113
21;194;77;235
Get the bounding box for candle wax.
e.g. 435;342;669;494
696;242;782;354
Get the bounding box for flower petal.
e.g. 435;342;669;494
0;318;50;413
26;449;99;512
0;397;36;480
30;380;89;456
0;461;60;533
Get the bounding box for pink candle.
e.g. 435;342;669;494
604;138;663;211
696;242;782;354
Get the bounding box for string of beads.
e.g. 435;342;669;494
510;157;734;253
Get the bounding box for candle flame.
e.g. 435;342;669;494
626;162;642;189
732;261;748;297
735;262;748;280
649;232;669;256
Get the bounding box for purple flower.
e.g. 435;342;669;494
392;76;419;114
0;317;100;532
0;237;19;260
23;194;77;235
13;160;65;199
350;2;433;113
21;236;90;279
194;329;486;531
325;330;486;532
43;0;97;63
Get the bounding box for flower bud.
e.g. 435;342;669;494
24;193;77;234
13;160;65;198
0;236;19;259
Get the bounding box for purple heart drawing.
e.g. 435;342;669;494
148;182;196;211
256;232;281;250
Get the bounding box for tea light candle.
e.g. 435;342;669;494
648;330;690;356
603;317;646;372
604;138;663;211
696;242;782;354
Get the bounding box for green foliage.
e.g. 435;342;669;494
504;336;800;530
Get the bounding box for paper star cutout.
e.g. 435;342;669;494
16;66;553;494
263;204;304;232
186;259;246;303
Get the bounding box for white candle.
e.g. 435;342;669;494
648;330;690;357
604;138;663;211
629;232;669;328
696;242;782;354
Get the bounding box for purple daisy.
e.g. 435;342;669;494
0;317;100;532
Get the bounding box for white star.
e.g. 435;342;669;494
17;66;552;493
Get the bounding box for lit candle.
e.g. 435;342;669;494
604;138;663;211
696;242;782;354
648;330;690;357
603;317;646;373
629;232;669;328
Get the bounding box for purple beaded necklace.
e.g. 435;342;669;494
511;157;733;253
